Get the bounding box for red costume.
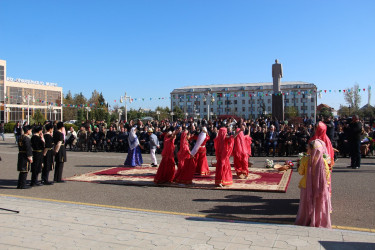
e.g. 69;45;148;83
214;127;235;186
193;134;210;175
174;131;197;184
154;134;176;184
233;129;252;177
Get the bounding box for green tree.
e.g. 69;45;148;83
344;83;361;112
173;106;184;120
318;107;333;119
284;106;299;119
31;110;46;125
63;91;75;122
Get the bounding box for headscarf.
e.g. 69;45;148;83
309;122;334;166
306;139;332;223
233;128;249;159
214;127;234;159
128;127;139;150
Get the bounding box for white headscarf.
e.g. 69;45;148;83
128;127;139;150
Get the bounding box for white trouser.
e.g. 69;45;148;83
150;148;157;165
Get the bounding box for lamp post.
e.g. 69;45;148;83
156;110;160;121
120;92;132;122
48;105;53;121
23;95;35;125
85;107;91;121
348;105;351;116
53;110;57;121
203;91;215;121
6;107;10;123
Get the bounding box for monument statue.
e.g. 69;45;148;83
271;59;284;121
272;59;283;93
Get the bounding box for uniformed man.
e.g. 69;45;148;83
53;122;67;182
42;123;54;185
30;126;45;186
17;125;33;189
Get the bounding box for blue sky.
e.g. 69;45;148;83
1;0;374;110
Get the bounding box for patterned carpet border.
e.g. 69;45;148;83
65;165;293;193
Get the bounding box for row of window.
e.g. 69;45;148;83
5;87;62;106
183;105;315;113
175;97;314;106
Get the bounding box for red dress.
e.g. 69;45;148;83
233;129;252;177
175;132;197;184
154;135;176;184
195;135;210;175
214;128;235;186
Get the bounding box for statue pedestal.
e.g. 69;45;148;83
272;94;284;121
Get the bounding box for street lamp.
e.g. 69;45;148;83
156;110;160;121
6;107;10;123
203;91;215;121
48;105;53;121
120;92;132;122
53;110;57;121
23;95;35;125
85;107;91;121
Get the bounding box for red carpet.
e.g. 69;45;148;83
66;165;293;192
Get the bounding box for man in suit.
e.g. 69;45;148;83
348;115;363;169
148;128;160;167
265;125;278;157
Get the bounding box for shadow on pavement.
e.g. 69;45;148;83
0;179;18;189
194;195;299;224
320;241;375;250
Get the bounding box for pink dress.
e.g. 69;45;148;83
174;132;197;184
233;129;252;177
214;127;234;186
295;139;332;228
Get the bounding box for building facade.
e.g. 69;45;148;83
170;81;317;120
0;59;63;123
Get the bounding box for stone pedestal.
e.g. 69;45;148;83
272;94;284;121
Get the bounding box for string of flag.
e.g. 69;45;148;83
0;86;371;108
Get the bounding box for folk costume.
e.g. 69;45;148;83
214;127;235;186
30;127;45;186
124;127;143;167
295;139;332;228
42;124;54;185
154;132;176;184
233;128;252;178
17;126;33;189
190;127;210;175
54;122;67;182
174;131;196;185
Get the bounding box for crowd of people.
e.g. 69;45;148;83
11;114;369;229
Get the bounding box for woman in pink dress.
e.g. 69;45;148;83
154;129;179;184
233;125;252;179
214;127;238;187
295;139;332;228
174;130;197;185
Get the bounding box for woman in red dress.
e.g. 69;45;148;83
174;130;197;185
191;127;210;175
214;127;238;187
233;124;252;179
154;129;179;184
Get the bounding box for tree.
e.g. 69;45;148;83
173;106;184;120
344;83;361;112
63;91;75;122
30;110;46;125
337;104;350;117
284;106;299;119
318;107;333;119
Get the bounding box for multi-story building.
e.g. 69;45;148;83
170;81;317;120
0;59;63;123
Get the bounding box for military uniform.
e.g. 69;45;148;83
42;133;54;184
54;130;66;182
17;134;33;189
30;134;45;185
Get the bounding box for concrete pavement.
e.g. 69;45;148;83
0;194;374;250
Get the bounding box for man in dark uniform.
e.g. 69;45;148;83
30;126;45;186
42;123;54;185
17;125;33;189
348;115;362;169
54;122;67;182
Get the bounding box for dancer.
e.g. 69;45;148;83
214;127;238;187
42;123;54;185
174;130;196;185
190;127;210;175
30;126;45;186
17;126;33;189
233;124;252;179
124;127;143;167
154;128;179;184
295;139;332;228
54;122;67;183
